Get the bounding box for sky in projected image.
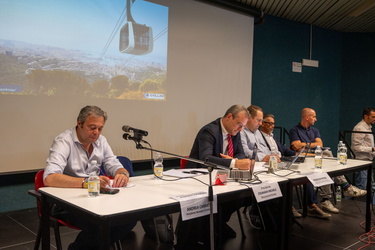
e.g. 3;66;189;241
0;0;168;100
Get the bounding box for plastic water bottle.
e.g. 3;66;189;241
339;143;347;166
154;152;164;178
336;186;342;202
88;160;100;197
269;155;278;173
337;141;343;164
271;147;281;158
314;146;323;169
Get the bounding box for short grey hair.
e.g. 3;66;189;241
224;105;250;118
77;105;108;123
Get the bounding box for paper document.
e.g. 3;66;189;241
106;179;135;188
163;168;209;178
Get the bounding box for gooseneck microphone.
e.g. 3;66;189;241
122;125;148;136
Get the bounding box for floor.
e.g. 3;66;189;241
0;198;374;250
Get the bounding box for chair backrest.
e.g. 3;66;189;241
180;157;188;169
33;170;45;217
100;156;135;177
35;170;45;191
117;156;135;177
32;170;81;230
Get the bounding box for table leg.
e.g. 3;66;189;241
365;163;372;231
98;221;111;250
41;194;50;250
281;181;292;250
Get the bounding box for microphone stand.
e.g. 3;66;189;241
127;136;226;250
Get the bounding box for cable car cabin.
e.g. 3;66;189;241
119;21;153;55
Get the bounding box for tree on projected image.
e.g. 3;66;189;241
0;0;168;100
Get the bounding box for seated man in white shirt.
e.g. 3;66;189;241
44;105;136;250
260;113;296;158
352;107;375;192
260;113;307;218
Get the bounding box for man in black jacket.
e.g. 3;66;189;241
176;104;251;249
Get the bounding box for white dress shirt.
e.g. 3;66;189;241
261;131;282;157
44;128;123;180
351;119;375;160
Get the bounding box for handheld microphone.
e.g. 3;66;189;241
122;125;148;136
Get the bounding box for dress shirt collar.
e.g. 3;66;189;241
220;118;229;138
261;131;274;138
72;127;100;147
244;126;254;134
362;119;372;130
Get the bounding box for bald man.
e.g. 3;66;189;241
289;108;323;152
289;108;334;219
289;108;365;220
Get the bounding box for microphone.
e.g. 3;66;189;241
122;125;148;136
123;133;135;141
122;133;147;149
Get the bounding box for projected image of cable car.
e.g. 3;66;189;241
119;0;153;55
119;21;153;55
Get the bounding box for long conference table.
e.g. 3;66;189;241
39;158;373;250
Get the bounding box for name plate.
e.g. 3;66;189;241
171;191;217;221
252;182;282;203
307;172;334;187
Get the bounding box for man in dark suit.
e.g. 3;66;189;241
185;104;252;170
175;104;252;249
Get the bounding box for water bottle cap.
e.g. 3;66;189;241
154;152;163;161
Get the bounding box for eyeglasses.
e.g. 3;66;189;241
263;121;275;125
236;122;244;128
232;115;245;128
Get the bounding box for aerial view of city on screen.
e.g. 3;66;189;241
0;0;168;100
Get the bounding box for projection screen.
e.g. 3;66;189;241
0;0;254;173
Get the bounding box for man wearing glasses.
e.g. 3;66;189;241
185;104;252;170
240;105;279;162
260;113;296;158
176;104;252;249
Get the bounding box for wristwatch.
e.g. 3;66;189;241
122;172;130;178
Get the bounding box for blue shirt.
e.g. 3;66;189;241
44;128;123;180
289;123;321;144
240;127;269;161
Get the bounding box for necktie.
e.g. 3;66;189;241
227;134;234;157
